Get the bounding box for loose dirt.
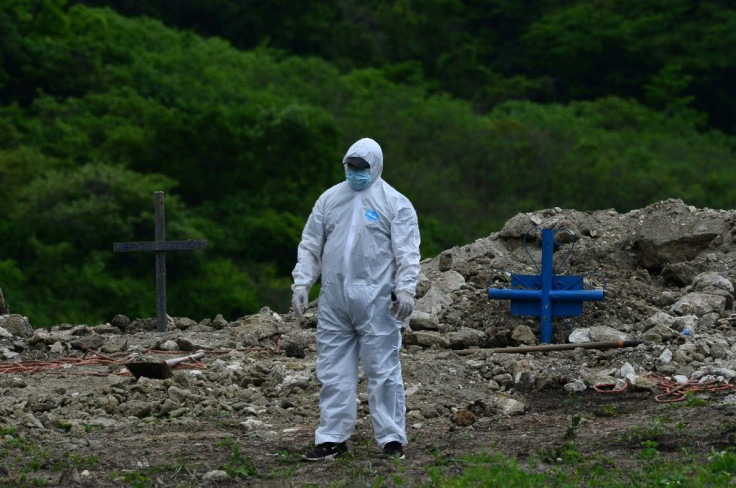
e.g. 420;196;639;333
2;198;736;486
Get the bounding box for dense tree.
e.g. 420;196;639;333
68;0;736;132
0;1;733;327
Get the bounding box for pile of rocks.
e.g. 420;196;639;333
1;198;736;437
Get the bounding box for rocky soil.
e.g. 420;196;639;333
2;198;736;487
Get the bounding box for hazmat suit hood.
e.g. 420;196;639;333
342;137;383;186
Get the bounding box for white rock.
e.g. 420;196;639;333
564;380;587;393
495;396;526;415
2;349;19;359
569;328;591;343
160;340;179;351
619;362;635;378
241;419;271;430
203;470;230;481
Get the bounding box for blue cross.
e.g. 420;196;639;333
488;228;605;344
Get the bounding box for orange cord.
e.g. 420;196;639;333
593;382;629;394
644;372;735;403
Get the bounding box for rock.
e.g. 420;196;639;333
212;314;228;330
203;470;230;481
403;330;451;349
415;270;465;315
564;379;587;393
569;328;591;343
634;199;728;268
174;317;197;330
415;286;454;315
283;342;305;358
511;325;537;345
70;335;106;351
588;325;629;342
160;340;180;351
618;362;637;384
690;271;734;294
0;315;33;337
448;327;487;349
409;311;442;331
673;315;698;335
110;314;130;330
671;293;727;317
658;349;673;363
490;395;526;415
438;251;454;272
642;324;679;343
451;409;475;426
127;318;156;334
119;401;153;418
101;338;129;354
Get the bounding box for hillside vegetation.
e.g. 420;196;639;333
0;1;734;326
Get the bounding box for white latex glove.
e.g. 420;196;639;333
390;291;414;322
292;285;309;318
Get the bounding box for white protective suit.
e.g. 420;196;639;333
292;137;420;447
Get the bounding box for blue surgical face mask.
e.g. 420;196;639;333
346;166;371;191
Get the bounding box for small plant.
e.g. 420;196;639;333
706;448;736;472
392;455;405;486
562;394;582;441
640;440;659;460
565;414;581;440
558;442;581;464
50;452;100;472
218;439;259;479
621;417;667;443
600;404;620;417
115;470;152;488
682;392;710;407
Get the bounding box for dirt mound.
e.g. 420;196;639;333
1;198;736;486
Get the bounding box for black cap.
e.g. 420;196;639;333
344;156;370;169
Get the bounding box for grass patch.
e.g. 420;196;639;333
425;447;736;487
217;437;259;479
667;392;711;408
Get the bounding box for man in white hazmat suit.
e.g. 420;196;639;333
291;137;420;461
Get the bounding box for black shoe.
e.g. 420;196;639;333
382;441;405;459
302;442;348;461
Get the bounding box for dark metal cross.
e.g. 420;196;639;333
113;191;207;332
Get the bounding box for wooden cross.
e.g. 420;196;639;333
113;191;207;332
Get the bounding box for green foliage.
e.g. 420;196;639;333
0;2;734;327
484;98;736;213
425;448;736;487
218;438;259;479
429;451;569;487
1;161;194;325
69;0;736;132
